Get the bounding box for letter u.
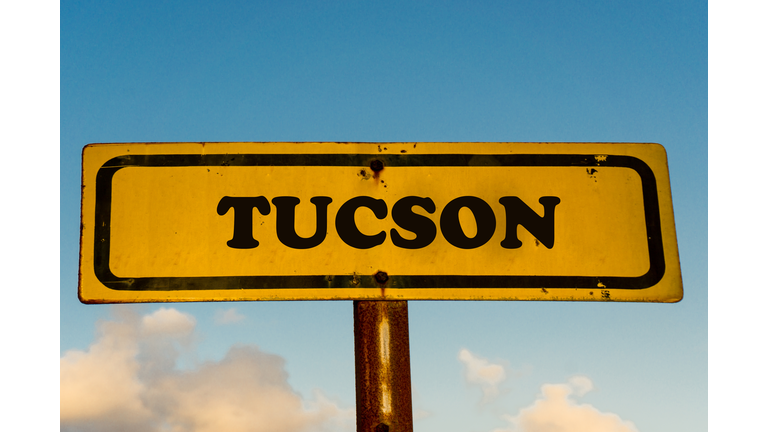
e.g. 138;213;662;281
271;196;333;249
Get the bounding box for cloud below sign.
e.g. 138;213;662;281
492;377;639;432
60;307;353;432
61;308;640;432
458;348;507;403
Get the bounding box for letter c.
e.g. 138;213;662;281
335;196;388;249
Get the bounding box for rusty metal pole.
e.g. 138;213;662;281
354;300;413;432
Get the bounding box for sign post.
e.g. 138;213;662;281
354;300;413;432
79;142;683;432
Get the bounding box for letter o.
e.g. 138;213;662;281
439;196;496;249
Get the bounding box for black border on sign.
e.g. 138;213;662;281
93;153;664;291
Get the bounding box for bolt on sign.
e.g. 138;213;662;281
79;142;683;303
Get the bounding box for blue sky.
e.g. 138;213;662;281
57;1;709;431
8;0;754;430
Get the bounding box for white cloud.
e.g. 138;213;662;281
61;307;353;432
568;375;594;396
214;307;246;325
61;313;153;431
458;348;506;402
141;307;196;336
492;377;638;432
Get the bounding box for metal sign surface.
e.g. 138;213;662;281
79;142;682;303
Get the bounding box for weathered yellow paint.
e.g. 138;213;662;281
79;142;683;303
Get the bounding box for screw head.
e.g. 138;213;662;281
370;159;384;172
374;271;389;284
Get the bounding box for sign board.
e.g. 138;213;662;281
79;142;682;303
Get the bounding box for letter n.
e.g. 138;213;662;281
499;197;561;249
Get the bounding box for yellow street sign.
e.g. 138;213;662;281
79;142;682;303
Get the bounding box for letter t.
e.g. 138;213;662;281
217;196;271;249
